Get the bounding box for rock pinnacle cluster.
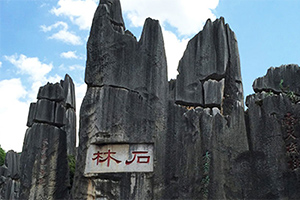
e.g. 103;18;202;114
2;0;300;199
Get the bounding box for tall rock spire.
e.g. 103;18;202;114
165;17;248;199
73;0;168;198
175;17;243;110
19;75;76;199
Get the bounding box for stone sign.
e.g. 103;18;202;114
84;144;154;175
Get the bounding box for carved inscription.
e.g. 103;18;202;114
282;113;299;170
84;144;153;175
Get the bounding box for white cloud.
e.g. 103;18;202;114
60;51;78;59
4;54;53;82
41;21;68;32
4;54;62;102
0;79;28;152
1;54;64;152
122;0;219;36
51;0;98;30
74;82;87;146
162;29;189;79
0;61;2;68
42;21;82;45
120;0;219;78
69;64;85;71
49;29;82;45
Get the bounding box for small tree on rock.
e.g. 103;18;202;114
0;145;5;166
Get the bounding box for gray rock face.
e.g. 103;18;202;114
62;74;76;109
203;79;225;106
68;0;300;199
0;151;20;200
85;2;167;100
164;104;248;199
34;99;66;127
242;65;300;199
63;108;77;156
5;150;20;180
19;74;77;199
163;17;247;199
175;17;243;110
72;0;248;198
37;82;64;101
253;64;300;96
73;0;167;199
20;124;69;199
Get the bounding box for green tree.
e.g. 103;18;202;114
68;155;76;187
0;145;6;166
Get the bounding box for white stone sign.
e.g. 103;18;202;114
84;144;153;175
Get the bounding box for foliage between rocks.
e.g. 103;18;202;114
0;145;5;166
280;79;298;103
201;151;211;199
68;155;76;187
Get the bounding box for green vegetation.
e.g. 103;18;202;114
0;145;6;166
279;79;298;103
201;151;211;199
266;91;274;96
279;79;284;91
68;155;76;187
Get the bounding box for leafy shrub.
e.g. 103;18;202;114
0;145;6;166
68;155;76;187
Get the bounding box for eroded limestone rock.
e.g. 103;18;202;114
0;151;20;200
72;0;167;199
253;64;300;96
175;17;243;110
20;74;77;199
243;65;300;199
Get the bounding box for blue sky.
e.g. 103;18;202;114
1;0;300;152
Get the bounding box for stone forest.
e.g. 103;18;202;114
1;0;300;199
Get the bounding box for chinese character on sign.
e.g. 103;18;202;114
286;142;299;155
126;151;150;165
288;156;300;170
92;149;121;167
282;112;299;170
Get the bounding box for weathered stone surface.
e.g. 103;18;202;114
0;165;8;178
62;74;76;109
85;1;167;99
26;103;36;127
63;108;77;156
164;101;248;199
73;0;168;199
34;99;55;123
0;178;20;200
73;84;166;199
175;17;243;108
34;99;66;127
19;123;69;200
203;79;225;106
20;75;77;199
37;82;64;101
253;64;300;95
0;151;21;200
5;150;20;180
72;0;250;198
244;92;300;199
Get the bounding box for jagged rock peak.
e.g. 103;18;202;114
37;74;76;109
20;75;76;199
61;74;76;109
4;150;20;180
85;0;167;97
99;0;125;29
253;64;300;96
175;17;243;110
